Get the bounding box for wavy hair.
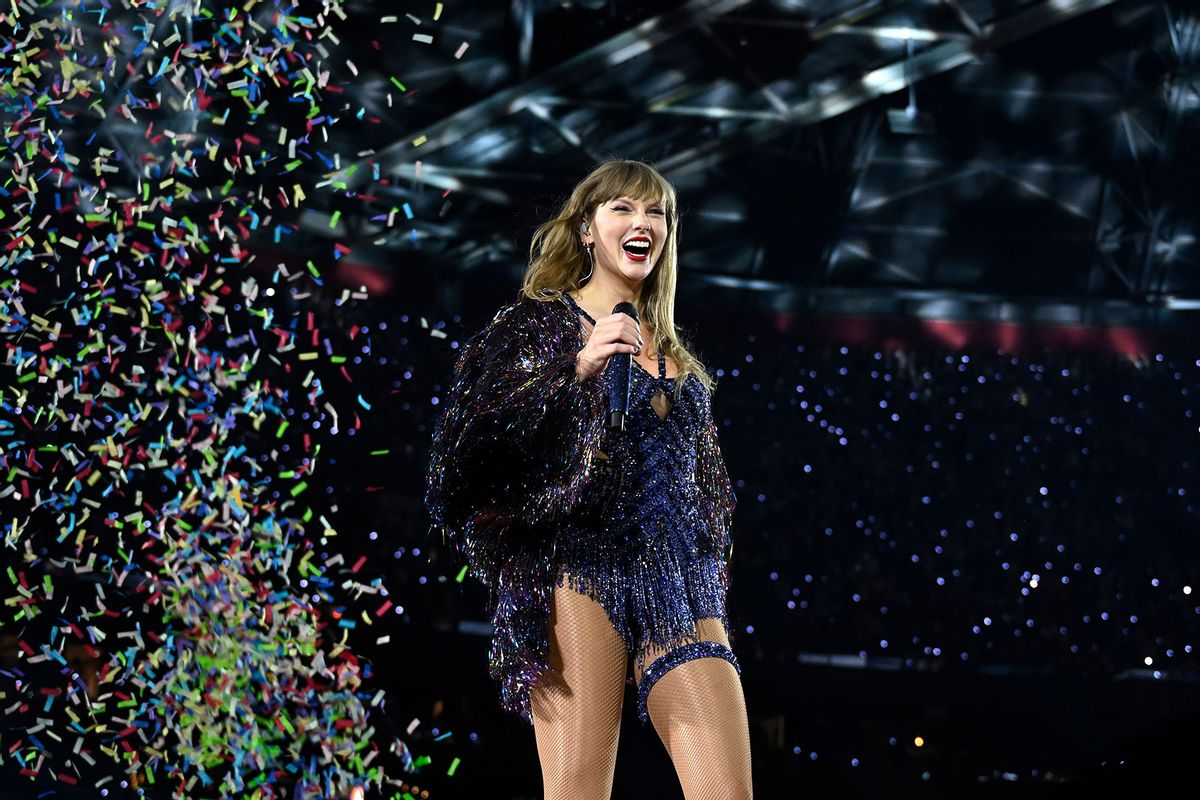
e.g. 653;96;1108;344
518;158;715;397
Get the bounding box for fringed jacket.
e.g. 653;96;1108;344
423;292;736;717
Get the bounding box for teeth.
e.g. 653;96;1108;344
624;240;650;251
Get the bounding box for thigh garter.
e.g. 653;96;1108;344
636;641;741;725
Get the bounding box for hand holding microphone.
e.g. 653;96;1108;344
575;302;643;431
574;306;643;383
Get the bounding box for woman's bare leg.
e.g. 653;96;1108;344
530;577;629;800
634;618;753;799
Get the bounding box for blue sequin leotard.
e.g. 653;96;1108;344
425;292;737;721
555;293;731;673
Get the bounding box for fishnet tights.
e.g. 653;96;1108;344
636;618;753;800
530;576;628;800
531;580;752;800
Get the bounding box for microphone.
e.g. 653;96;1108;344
606;301;638;431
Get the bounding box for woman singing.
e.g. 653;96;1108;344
425;159;751;799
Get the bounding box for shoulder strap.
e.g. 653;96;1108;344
562;292;596;326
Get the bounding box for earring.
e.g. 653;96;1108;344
581;242;594;283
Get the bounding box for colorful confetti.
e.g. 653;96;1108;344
0;0;445;796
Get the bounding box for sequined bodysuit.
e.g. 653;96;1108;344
555;293;731;673
424;292;737;721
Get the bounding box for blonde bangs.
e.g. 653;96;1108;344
588;163;676;221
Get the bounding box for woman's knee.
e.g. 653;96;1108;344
684;772;752;800
541;756;618;786
681;769;752;799
536;730;620;799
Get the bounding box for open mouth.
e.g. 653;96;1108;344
622;238;651;261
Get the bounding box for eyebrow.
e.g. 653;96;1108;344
615;197;664;207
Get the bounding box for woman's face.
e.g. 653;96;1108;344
586;194;669;284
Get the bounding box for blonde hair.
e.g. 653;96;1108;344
517;158;715;398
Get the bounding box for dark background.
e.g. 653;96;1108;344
4;0;1198;797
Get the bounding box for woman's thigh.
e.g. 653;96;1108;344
634;618;752;798
530;576;629;796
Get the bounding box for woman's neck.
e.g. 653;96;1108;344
573;286;641;320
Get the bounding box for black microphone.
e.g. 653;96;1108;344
606;302;638;431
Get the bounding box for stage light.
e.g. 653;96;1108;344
914;736;925;747
1164;296;1200;310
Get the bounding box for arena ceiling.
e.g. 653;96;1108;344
88;0;1200;327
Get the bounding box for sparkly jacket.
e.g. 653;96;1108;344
424;293;735;718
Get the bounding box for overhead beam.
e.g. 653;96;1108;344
658;0;1123;178
531;94;786;121
682;273;1194;327
333;0;754;190
522;101;606;163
